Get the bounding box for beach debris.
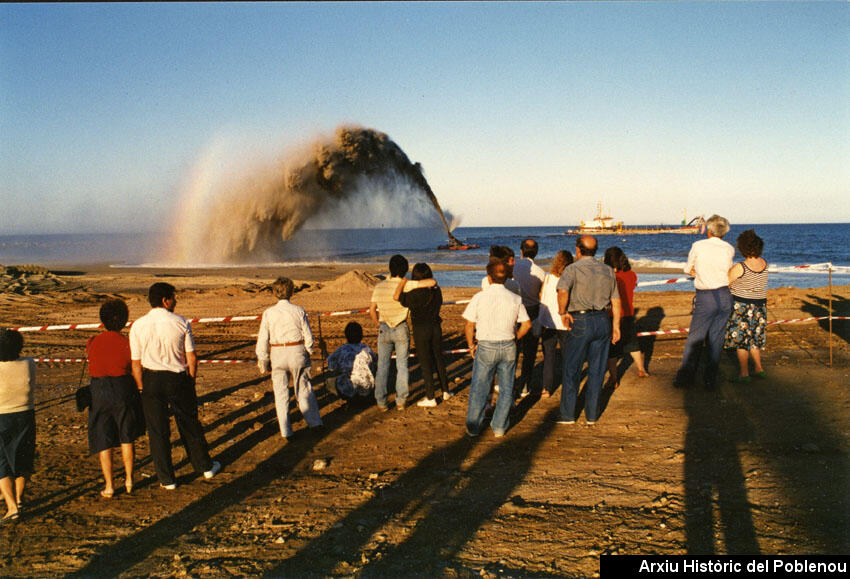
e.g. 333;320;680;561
312;458;329;471
1;265;78;295
242;281;310;294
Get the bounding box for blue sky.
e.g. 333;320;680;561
1;1;848;234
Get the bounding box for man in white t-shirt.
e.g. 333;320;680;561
674;215;735;389
130;282;219;489
463;261;531;438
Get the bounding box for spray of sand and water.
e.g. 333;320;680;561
168;126;458;264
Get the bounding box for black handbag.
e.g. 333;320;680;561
75;384;91;412
74;359;91;412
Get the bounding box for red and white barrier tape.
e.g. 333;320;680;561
636;316;848;337
34;347;474;365
636;277;692;288
11;299;474;333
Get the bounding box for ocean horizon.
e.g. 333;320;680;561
1;223;848;292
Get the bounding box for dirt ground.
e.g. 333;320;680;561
0;267;847;578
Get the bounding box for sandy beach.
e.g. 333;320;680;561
0;264;847;577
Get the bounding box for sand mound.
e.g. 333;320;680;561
319;270;382;293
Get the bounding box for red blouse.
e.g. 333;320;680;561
616;270;637;318
87;331;132;378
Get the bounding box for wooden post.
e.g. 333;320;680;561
829;266;833;368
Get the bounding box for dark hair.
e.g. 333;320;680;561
486;260;508;285
100;299;129;332
148;282;176;308
0;328;24;361
520;238;538;259
272;277;295;300
603;246;631;272
389;254;409;278
576;236;598;257
344;322;363;344
551;250;574;275
736;229;764;258
411;263;433;281
489;245;514;261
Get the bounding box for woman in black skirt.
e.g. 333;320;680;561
86;299;145;498
0;328;35;523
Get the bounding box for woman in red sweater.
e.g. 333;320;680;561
86;299;145;498
603;247;649;388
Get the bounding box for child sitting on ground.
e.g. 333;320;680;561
327;322;377;401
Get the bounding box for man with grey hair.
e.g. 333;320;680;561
674;214;735;390
256;277;323;439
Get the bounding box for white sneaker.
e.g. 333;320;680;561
417;398;437;408
442;391;453;401
204;460;221;480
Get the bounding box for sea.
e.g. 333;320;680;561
1;223;848;293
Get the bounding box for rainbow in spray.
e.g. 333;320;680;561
167;126;458;264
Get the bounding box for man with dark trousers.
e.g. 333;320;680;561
556;236;621;425
512;238;545;397
674;214;735;389
130;282;220;490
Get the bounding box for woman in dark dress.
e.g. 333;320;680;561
86;299;145;498
0;329;35;523
393;263;451;407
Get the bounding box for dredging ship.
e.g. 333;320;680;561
566;203;705;235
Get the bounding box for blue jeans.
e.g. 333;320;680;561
375;322;410;407
466;340;516;436
676;287;733;387
560;311;611;422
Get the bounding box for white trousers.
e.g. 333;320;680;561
270;346;322;437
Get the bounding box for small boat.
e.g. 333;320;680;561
438;242;480;251
438;232;479;251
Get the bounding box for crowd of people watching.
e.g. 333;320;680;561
0;215;767;522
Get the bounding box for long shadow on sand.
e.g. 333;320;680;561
682;383;760;554
801;293;849;346
268;417;557;577
68;385;370;577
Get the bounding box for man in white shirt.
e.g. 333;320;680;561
512;238;545;397
130;283;219;490
674;215;735;389
463;261;531;438
256;277;323;438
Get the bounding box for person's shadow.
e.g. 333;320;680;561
267;417;556;577
636;305;665;371
683;385;760;554
801;293;849;345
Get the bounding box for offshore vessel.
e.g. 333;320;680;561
566;203;705;235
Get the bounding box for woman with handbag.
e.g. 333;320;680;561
0;328;35;523
86;299;145;498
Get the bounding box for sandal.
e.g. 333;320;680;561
1;512;20;524
753;371;767;379
728;375;751;384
